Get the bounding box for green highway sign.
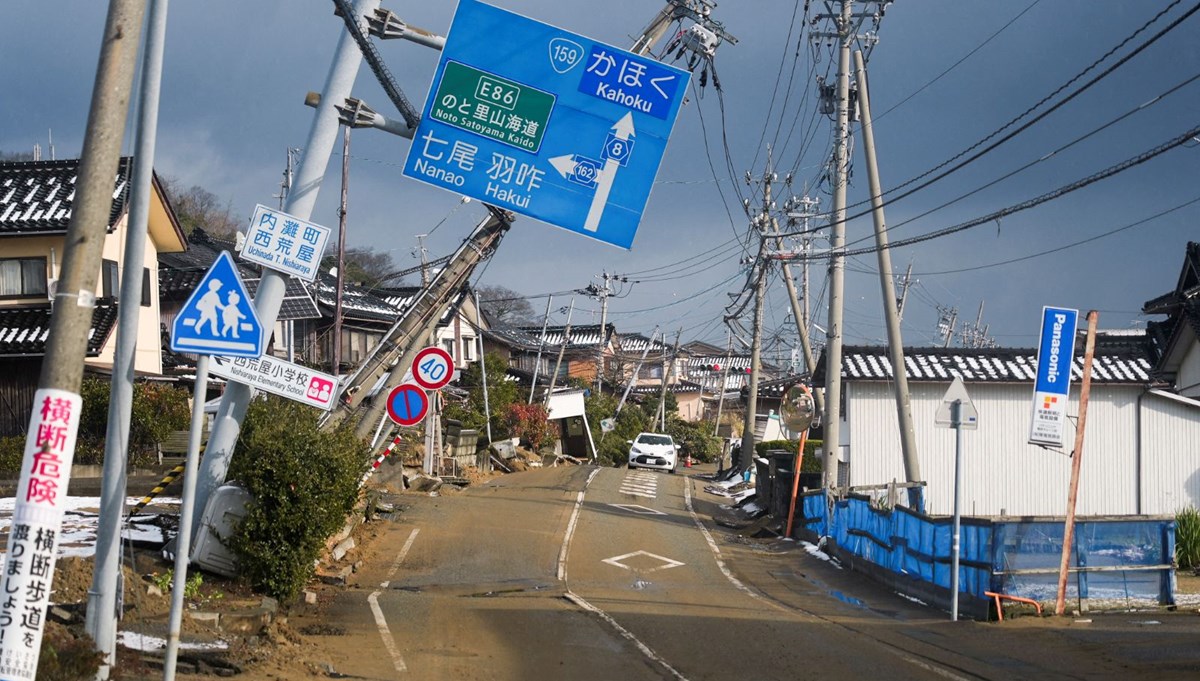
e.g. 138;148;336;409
429;61;555;153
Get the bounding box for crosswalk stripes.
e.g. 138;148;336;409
619;471;659;499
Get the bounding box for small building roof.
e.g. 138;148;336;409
813;337;1154;386
0;303;117;357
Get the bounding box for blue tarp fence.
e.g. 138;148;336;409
796;490;1175;615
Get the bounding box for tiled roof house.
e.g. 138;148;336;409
0;157;186;435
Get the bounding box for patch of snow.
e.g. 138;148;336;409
895;592;927;606
118;631;228;652
0;496;178;562
800;540;842;568
740;502;762;515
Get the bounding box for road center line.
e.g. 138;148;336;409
557;467;601;582
369;527;419;674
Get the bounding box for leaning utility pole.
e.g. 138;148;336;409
656;329;682;431
545;299;575;401
0;2;146;679
333;126;350;374
811;0;888;488
776;190;825;418
192;0;383;537
738;259;767;473
855;49;921;505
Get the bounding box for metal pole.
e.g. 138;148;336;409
545;299;574;402
87;0;166;673
739;263;767;473
951;399;963;622
528;295;553;403
784;429;810;538
855;50;922;507
333;126;349;374
616;327;658;415
163;355;210;681
822;0;853;489
475;292;492;445
1055;310;1099;616
193;0;382;537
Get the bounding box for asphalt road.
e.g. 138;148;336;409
308;466;1200;681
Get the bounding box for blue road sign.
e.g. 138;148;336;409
402;0;690;250
1028;306;1079;447
387;384;429;427
170;251;263;357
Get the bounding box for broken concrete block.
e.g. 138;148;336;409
303;590;318;605
406;474;443;493
332;537;356;562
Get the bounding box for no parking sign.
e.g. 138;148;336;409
384;347;456;426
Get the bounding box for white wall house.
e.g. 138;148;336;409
814;333;1200;516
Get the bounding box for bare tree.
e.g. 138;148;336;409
478;285;536;326
321;246;397;288
159;176;241;238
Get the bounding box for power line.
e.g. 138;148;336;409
790;0;1197;236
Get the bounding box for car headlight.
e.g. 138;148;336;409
630;447;643;455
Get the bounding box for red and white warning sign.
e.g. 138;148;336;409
411;346;454;391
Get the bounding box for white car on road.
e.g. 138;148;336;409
627;432;679;473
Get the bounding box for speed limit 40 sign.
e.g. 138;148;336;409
412;347;454;390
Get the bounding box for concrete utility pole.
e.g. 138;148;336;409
896;262;914;322
738;260;767;473
333;126;350;374
855;49;921;505
1;2;146;679
528;295;554;404
656;329;682;431
816;0;853;487
545;299;575;401
712;331;733;437
590;272;614;395
777;190;826;418
193;0;382;539
87;0;163;676
616;327;659;416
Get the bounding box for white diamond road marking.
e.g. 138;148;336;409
602;550;685;573
607;503;667;516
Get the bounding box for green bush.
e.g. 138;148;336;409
666;419;720;463
1177;506;1200;571
586;390;654;467
226;395;364;602
442;352;519;441
756;438;824;473
75;376;190;466
0;435;24;474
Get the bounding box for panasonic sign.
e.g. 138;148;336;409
1028;306;1079;447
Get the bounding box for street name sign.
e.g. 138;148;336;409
935;376;978;430
170;251;263;357
209;355;341;411
387;384;429;427
240;204;331;282
402;0;690;249
1028;306;1079;447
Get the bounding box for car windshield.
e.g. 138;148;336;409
637;435;673;446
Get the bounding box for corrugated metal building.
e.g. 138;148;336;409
813;332;1200;516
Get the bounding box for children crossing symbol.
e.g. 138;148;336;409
170;251;263;357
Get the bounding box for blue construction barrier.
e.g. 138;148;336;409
794;490;1175;618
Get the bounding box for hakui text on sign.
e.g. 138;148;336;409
1028;306;1079;447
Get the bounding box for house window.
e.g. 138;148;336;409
141;268;151;307
0;258;47;298
463;336;477;362
442;339;455;361
101;259;119;299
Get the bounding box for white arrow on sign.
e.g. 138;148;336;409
549;154;582;179
584;112;635;232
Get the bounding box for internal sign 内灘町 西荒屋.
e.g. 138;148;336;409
402;0;688;249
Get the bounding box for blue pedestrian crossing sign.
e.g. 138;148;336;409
170;251;263;357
